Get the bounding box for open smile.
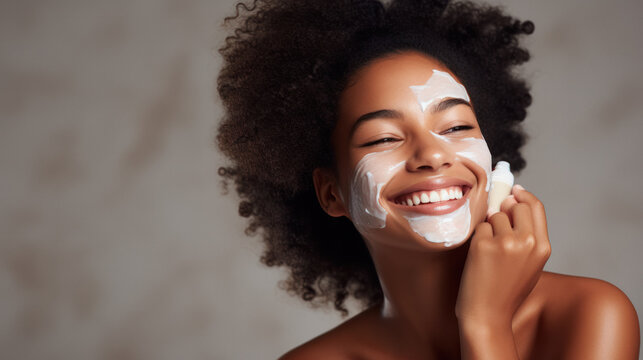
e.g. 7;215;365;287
388;179;472;216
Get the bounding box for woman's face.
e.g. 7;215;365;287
330;51;492;251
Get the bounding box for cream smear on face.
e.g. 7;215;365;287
349;150;405;231
405;199;472;247
347;69;491;247
410;69;470;112
432;133;492;192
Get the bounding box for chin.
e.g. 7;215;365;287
386;192;484;249
360;217;475;252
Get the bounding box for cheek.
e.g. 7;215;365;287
455;139;493;224
451;137;493;215
431;132;491;188
443;136;493;191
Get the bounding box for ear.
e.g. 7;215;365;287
312;167;348;218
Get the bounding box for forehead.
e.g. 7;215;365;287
337;52;460;123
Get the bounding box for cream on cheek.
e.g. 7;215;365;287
348;150;404;233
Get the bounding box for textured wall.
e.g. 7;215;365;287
0;0;641;359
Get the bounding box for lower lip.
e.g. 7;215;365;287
390;188;470;216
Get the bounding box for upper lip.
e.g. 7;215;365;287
388;177;473;201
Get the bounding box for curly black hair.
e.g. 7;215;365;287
217;0;534;315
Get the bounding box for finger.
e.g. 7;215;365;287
487;211;513;237
498;195;518;225
509;203;534;237
512;184;549;246
499;195;517;213
472;221;493;241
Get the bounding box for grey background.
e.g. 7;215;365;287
1;0;641;359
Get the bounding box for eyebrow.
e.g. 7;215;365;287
349;109;403;139
348;98;472;139
431;98;471;113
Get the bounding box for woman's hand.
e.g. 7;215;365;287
456;185;551;358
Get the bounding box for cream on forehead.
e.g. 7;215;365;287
409;69;470;112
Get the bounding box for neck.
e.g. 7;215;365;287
368;240;470;355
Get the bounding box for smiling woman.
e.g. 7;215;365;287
326;53;492;250
216;0;640;358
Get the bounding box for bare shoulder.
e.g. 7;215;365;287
278;331;352;360
536;272;640;359
279;307;381;360
538;272;638;318
278;336;349;360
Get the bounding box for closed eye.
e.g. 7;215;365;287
359;137;400;147
442;125;473;134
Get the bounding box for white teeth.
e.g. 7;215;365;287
439;189;450;201
400;186;465;206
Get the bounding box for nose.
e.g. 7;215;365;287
406;133;454;172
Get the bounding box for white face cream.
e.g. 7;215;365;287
430;133;492;192
404;199;472;247
346;69;492;247
349;150;405;231
409;69;470;112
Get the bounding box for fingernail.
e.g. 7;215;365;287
514;184;525;191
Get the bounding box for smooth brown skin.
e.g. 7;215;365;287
281;52;640;359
